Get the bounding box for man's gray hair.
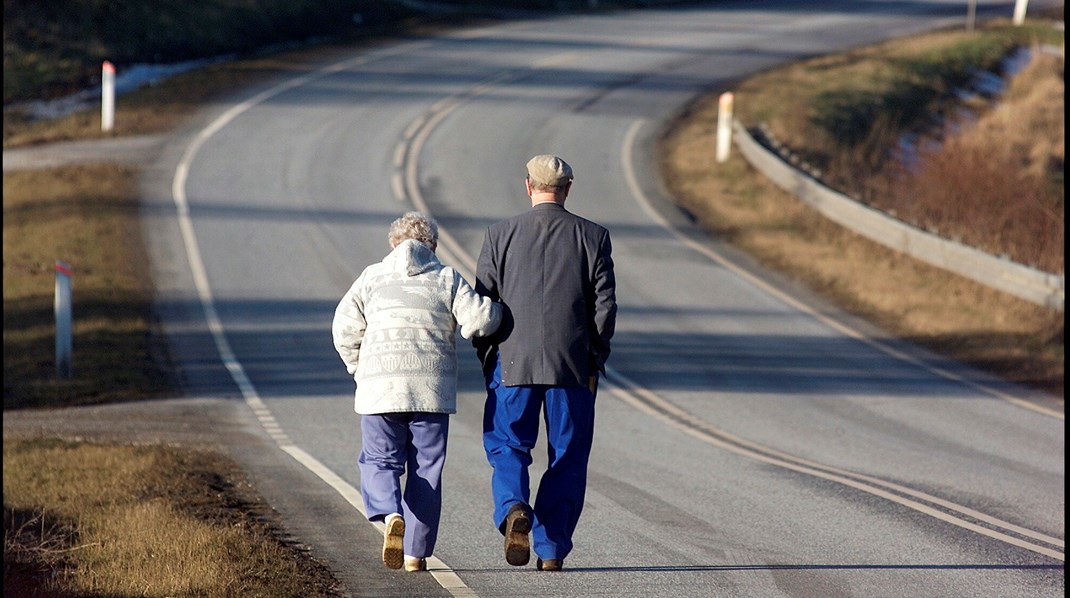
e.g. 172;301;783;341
389;211;439;250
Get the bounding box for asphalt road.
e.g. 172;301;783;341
113;1;1066;596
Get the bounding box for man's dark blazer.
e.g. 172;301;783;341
474;201;616;387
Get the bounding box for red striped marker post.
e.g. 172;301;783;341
55;260;73;379
102;61;115;131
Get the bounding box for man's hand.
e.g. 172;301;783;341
587;375;598;398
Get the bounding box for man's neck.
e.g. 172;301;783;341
530;192;563;207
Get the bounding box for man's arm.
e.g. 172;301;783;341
590;230;617;374
472;232;501;373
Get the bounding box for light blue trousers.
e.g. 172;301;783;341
359;412;449;558
482;357;596;560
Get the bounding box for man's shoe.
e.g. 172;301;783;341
404;556;427;572
382;513;405;570
536;558;564;571
503;503;531;566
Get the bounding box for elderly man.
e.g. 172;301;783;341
474;155;617;571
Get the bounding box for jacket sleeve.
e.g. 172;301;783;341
452;270;502;340
590;230;617;374
472;231;501;369
332;275;367;376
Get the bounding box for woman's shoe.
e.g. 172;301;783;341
536;558;564;571
382;513;405;569
404;556;427;572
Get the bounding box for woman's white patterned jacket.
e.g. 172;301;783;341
332;239;502;415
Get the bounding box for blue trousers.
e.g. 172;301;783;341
482;357;596;560
359;412;449;558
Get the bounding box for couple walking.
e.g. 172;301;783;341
332;155;617;573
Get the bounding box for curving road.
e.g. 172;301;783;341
141;1;1064;596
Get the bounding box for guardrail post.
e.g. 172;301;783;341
55;260;73;379
716;92;734;162
102;61;115;131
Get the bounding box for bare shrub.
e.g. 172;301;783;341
877;48;1064;273
888;141;1062;271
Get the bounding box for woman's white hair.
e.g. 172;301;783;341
388;211;439;250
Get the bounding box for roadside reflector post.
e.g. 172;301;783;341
102;61;115;131
966;0;977;31
1013;0;1028;25
55;260;73;379
716;92;734;163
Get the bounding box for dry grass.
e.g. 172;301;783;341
880;49;1064;272
2;165;175;409
731;21;1063;272
661;21;1064;397
3;437;340;597
730;28;1010;183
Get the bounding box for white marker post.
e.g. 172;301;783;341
55;260;73;379
716;92;734;163
102;61;115;131
1013;0;1029;25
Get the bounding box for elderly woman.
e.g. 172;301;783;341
332;211;501;572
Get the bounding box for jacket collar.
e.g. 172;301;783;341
532;201;566;212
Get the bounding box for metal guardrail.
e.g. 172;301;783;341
733;120;1065;311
